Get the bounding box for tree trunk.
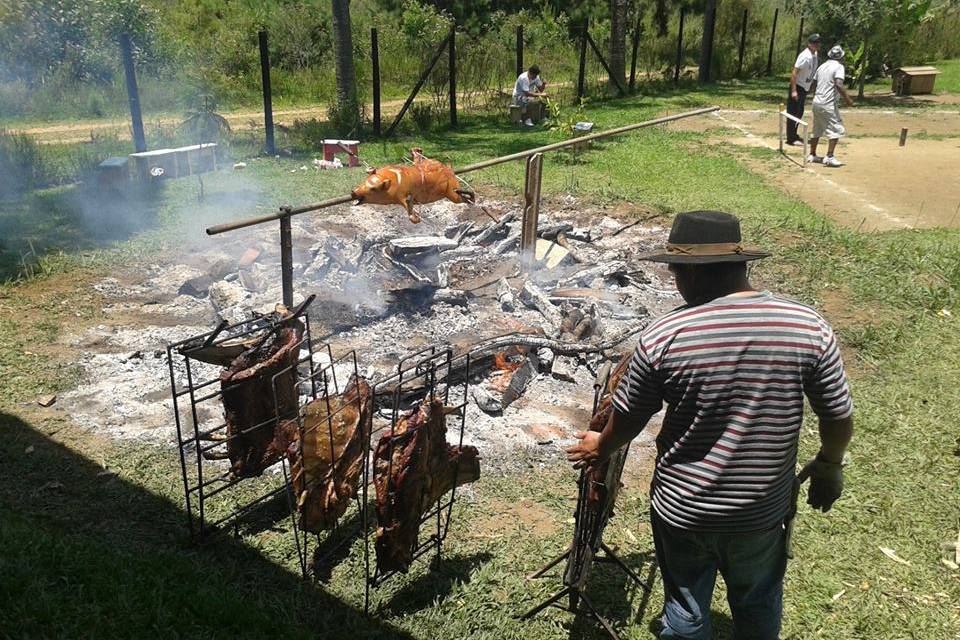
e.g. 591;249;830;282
609;0;629;90
698;0;719;83
330;0;359;133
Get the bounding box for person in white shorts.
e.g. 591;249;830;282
512;65;548;127
808;45;854;167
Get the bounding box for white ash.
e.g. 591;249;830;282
59;195;681;470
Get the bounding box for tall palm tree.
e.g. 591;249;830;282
609;0;630;90
698;0;719;82
330;0;359;133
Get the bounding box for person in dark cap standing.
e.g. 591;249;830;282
786;34;821;146
567;211;854;640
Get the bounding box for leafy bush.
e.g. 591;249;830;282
0;130;48;198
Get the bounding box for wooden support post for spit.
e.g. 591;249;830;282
371;27;381;136
520;153;544;268
119;33;147;153
766;8;779;76
258;30;276;156
674;7;686;85
516;25;524;77
279;212;293;308
899;127;908;146
737;9;748;78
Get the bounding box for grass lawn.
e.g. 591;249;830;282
1;93;959;638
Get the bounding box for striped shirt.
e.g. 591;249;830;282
612;291;853;533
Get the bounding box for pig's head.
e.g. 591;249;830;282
351;168;393;205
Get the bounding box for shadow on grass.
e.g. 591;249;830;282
0;411;414;639
379;551;493;616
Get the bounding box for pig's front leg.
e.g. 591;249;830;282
404;194;422;224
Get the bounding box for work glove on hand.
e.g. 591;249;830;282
798;454;844;512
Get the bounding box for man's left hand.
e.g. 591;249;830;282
566;431;606;470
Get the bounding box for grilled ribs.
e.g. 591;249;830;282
584;352;633;506
373;397;480;573
276;375;372;533
220;318;304;478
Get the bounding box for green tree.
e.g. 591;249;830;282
330;0;360;134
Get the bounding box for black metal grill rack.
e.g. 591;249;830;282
520;359;651;640
362;345;473;612
166;311;318;538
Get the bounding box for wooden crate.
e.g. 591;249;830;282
892;66;940;95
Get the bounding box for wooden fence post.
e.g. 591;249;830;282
674;7;686;85
516;25;523;77
449;24;457;128
699;0;718;83
258;30;275;156
119;33;147;153
577;22;588;99
371;27;381;136
766;7;779;76
737;9;748;78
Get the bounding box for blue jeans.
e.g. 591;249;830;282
652;510;787;640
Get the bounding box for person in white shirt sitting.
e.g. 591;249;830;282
786;33;821;146
512;65;548;126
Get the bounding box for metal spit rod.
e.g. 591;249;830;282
204;105;719;237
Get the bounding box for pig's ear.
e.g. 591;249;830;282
376;178;391;190
366;167;376;174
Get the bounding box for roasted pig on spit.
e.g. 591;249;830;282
373;397;480;573
350;148;474;224
219;316;304;478
275;375;372;533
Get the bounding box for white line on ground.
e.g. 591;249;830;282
712;111;910;229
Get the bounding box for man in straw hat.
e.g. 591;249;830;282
567;211;854;639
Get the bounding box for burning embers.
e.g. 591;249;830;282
373;397;481;573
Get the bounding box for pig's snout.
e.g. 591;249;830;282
350;188;364;205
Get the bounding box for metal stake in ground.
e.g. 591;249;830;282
258;30;276;156
520;153;544;269
279;212;293;308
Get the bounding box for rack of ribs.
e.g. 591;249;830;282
585;352;633;507
219;317;304;478
373;397;480;573
275;375;372;533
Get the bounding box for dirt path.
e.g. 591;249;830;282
673;108;960;231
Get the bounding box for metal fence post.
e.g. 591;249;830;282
371;27;381;136
796;17;805;56
521;153;544;269
516;25;524;77
449;24;457;128
258;30;275;156
119;33;147;153
577;22;588;100
737;9;748;78
766;8;779;76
